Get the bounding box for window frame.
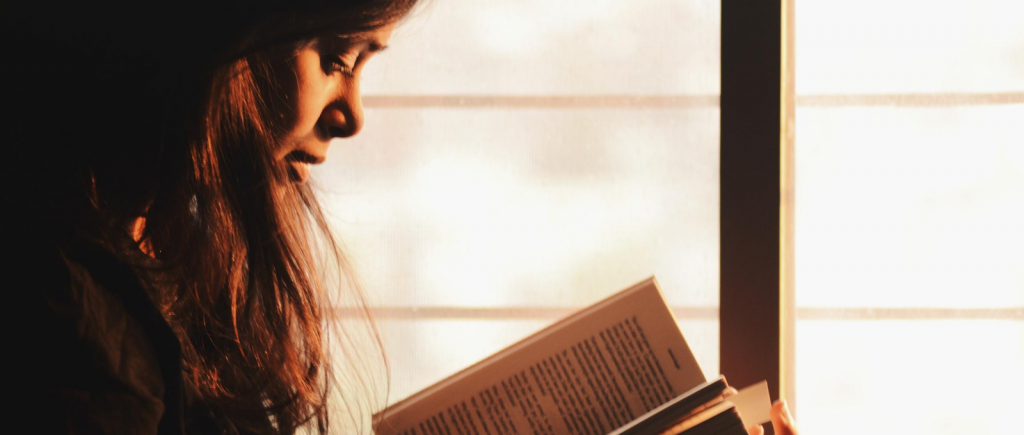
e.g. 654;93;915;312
353;0;796;418
719;0;795;421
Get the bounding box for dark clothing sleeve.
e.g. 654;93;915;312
24;239;186;435
20;235;276;435
40;257;166;433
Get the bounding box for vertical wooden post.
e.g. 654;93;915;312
720;0;790;428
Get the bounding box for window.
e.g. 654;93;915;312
314;2;1024;434
317;0;722;408
793;1;1024;434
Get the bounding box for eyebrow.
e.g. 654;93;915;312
331;34;389;53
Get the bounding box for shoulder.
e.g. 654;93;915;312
18;236;181;434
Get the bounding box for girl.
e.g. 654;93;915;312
5;2;798;434
9;1;416;433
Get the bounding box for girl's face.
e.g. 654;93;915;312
270;23;396;183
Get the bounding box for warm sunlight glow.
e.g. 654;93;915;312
319;107;721;400
794;1;1024;434
316;0;721;403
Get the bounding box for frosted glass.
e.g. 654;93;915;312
794;320;1024;435
795;0;1024;94
315;108;719;308
794;3;1024;434
794;105;1024;434
362;0;720;95
795;106;1024;308
311;3;721;429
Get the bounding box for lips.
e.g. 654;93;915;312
285;150;325;183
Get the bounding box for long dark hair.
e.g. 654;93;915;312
5;1;417;433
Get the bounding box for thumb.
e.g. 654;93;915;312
770;400;798;435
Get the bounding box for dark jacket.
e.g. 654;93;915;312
26;235;254;434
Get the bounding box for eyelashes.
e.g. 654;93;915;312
316;35;381;79
323;55;356;77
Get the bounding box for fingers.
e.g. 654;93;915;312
723;387;739;398
769;400;798;435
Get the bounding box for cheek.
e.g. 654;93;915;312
292;81;325;132
276;50;331;143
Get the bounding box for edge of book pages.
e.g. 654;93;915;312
374;276;716;435
607;376;748;435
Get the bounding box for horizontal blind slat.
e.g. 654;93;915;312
331;306;1024;320
360;92;1024;108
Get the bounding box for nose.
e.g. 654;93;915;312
322;85;364;139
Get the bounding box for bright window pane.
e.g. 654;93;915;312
796;106;1024;309
319;108;718;308
379;319;552;401
794;1;1024;434
362;0;720;95
796;0;1024;94
796;321;1024;435
315;0;722;417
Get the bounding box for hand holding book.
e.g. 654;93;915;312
721;389;797;435
760;401;798;435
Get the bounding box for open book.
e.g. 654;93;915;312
374;277;769;435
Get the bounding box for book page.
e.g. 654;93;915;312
375;277;706;435
725;381;771;427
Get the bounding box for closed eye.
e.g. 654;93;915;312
324;55;356;77
316;34;386;78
